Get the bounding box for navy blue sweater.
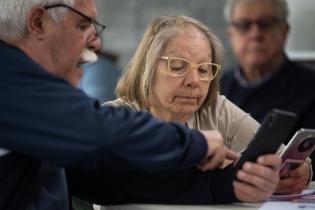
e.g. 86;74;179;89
0;41;237;210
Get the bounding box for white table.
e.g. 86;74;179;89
104;203;261;210
97;182;315;210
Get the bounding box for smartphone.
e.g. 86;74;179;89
233;109;298;179
279;128;315;178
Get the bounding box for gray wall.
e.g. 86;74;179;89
95;0;315;71
95;0;236;71
286;0;315;62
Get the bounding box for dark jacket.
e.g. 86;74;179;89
221;57;315;129
221;56;315;178
0;41;237;210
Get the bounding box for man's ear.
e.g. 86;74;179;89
226;26;233;41
26;7;49;40
283;23;290;40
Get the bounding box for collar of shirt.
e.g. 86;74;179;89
234;57;288;88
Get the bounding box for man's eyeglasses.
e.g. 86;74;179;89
230;17;281;33
160;56;221;82
44;4;106;37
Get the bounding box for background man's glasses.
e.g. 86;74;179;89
230;17;281;33
44;4;106;37
160;56;221;82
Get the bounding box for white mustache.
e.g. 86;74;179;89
80;49;98;64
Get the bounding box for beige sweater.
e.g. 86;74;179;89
104;95;259;153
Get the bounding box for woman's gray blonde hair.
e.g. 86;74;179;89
116;15;224;109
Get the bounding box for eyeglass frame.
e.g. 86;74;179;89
229;17;283;34
160;56;221;82
44;3;106;37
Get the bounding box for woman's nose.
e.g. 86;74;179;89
185;67;200;87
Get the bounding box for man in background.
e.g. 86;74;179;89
221;0;315;185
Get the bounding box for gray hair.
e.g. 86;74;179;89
116;15;223;109
0;0;74;43
224;0;289;23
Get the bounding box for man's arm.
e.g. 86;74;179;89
0;46;207;172
66;165;238;205
67;154;280;205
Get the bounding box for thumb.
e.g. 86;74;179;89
226;149;240;161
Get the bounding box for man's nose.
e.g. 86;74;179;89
247;23;263;38
88;34;102;52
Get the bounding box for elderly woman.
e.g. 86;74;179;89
104;15;310;196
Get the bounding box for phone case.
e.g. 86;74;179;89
233;109;298;179
280;128;315;178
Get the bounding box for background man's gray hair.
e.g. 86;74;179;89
0;0;74;43
223;0;289;23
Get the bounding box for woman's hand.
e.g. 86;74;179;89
275;161;310;194
234;154;281;202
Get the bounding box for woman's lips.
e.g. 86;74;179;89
177;96;198;99
175;96;198;103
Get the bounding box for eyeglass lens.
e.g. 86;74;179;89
92;22;105;36
168;58;217;81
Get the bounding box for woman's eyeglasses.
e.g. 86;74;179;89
160;56;221;82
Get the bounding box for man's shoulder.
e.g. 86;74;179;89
286;63;315;92
0;41;28;63
298;66;315;79
287;60;315;80
220;68;237;93
0;41;56;79
221;68;235;81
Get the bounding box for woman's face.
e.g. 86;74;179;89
149;25;213;122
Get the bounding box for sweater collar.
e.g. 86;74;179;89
234;55;289;88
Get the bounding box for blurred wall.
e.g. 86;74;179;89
79;54;120;102
95;0;235;70
286;0;315;63
94;0;315;71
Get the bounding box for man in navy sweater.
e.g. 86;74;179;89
221;0;315;187
0;0;281;209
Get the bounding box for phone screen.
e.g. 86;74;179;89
280;130;315;178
